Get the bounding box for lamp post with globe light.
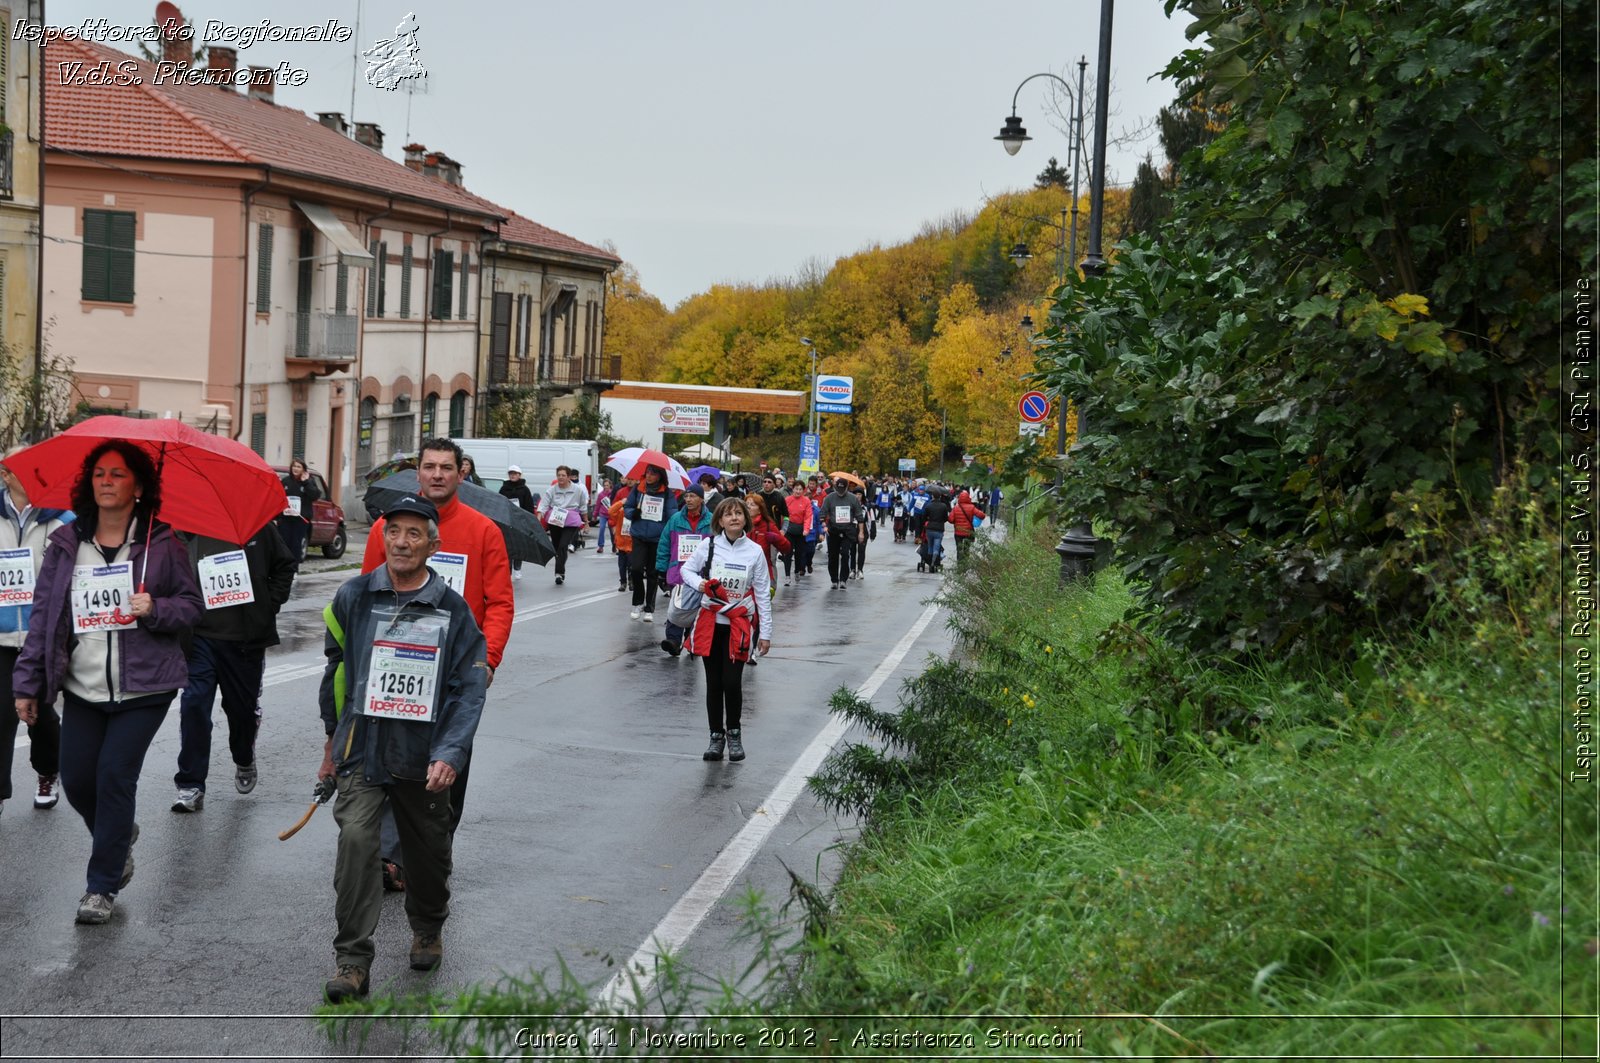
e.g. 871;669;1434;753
996;0;1113;581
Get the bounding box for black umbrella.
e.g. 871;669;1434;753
363;470;556;566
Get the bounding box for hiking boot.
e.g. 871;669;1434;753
382;860;406;893
235;763;257;795
324;964;370;1003
703;731;726;761
34;774;58;809
75;892;114;925
409;930;443;971
172;787;203;813
119;822;140;889
660;639;681;658
726;729;745;762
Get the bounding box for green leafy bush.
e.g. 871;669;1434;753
1035;0;1586;657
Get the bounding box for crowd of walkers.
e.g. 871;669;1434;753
1;431;993;1002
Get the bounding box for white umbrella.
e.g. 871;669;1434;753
607;447;692;490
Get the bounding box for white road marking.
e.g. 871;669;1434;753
596;599;944;1011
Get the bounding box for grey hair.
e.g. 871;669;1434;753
427;518;440;542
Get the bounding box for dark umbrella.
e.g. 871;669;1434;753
363;470;555;566
737;472;765;490
684;464;723;484
363;455;416;484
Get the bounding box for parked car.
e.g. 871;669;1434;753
271;465;347;559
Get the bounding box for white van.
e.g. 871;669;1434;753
453;438;600;496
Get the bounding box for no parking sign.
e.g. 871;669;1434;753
1019;391;1051;423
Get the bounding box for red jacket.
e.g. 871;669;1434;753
951;493;985;538
362;494;514;669
783;494;814;535
683;585;756;662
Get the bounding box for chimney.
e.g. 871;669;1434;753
433;152;462;186
354;122;384;152
422;152;440;180
247;66;275;104
316;112;348;135
403;143;427;172
206;46;237;87
159;4;192;68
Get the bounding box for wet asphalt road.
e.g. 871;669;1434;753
0;524;955;1060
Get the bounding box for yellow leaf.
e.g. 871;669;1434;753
1383;293;1430;318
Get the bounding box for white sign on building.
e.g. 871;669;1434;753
657;403;711;435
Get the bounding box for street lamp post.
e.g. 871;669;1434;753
801;337;817;438
996;3;1112;582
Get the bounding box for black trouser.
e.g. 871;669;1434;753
0;646;62;798
785;530;805;575
826;527;854;583
701;624;745;732
630;539;661;610
59;691;173;894
174;636;264;792
276;517;309;563
550;524;579;577
956;534;974;565
855;526;868;571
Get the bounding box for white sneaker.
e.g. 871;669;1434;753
514;570;523;581
641;611;654;623
630;609;641;620
171;787;204;813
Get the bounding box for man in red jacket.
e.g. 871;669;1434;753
361;438;513;883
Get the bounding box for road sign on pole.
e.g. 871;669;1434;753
1019;391;1051;423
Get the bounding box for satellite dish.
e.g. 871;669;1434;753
155;1;183;37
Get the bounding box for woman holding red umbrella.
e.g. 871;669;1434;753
13;441;202;925
622;464;677;621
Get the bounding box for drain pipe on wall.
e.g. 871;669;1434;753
237;167;272;442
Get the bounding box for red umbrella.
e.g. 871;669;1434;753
7;415;288;546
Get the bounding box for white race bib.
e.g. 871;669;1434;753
548;506;570;527
710;559;749;598
893;505;905;517
676;534;705;563
833;505;853;524
197;549;255;610
640;495;664;522
0;546;35;606
427;551;469;597
364;612;449;723
284;496;302;518
71;562;133;633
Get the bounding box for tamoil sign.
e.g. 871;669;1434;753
815;375;853;415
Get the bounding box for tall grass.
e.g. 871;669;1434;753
798;519;1590;1057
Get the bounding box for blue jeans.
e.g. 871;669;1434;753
925;530;945;561
596;517;608;551
60;692;172;894
175;637;264;792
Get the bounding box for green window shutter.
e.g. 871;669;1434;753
83;209;135;303
448;391;466;436
458;252;470;319
365;240;379;316
377;241;388;317
431;249;453;319
255;223;273;312
292;409;307;460
81;210;108;300
335;261;348;314
399;245;412;318
250;413;266;457
106;212;135;303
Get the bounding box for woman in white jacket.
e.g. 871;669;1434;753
0;450;72;813
537;465;590;586
680;498;772;762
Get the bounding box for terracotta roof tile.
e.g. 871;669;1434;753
44;35;502;218
498;210;620;265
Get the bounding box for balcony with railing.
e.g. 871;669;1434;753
285;312;358;362
487;353;622;390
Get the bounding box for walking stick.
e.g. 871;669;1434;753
278;776;337;841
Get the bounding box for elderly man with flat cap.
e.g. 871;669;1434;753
316;495;488;1003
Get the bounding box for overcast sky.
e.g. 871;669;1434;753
52;0;1196;307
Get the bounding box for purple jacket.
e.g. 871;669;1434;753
13;520;203;708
